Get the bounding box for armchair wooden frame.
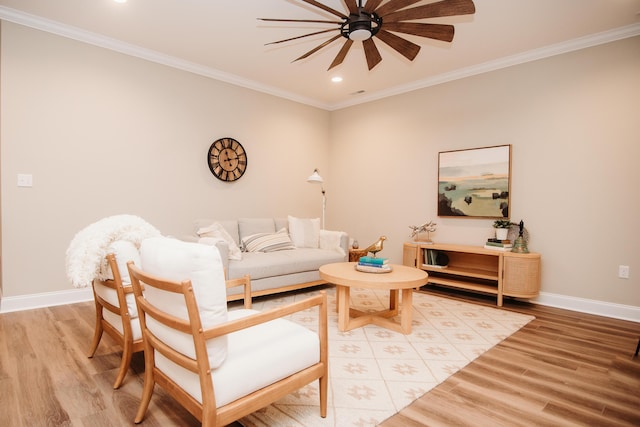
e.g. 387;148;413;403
88;253;144;389
127;261;328;426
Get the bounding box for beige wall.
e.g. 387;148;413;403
329;36;640;308
1;21;639;313
0;22;329;297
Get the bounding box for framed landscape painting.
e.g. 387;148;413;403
438;144;511;218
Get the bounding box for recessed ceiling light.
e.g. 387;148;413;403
331;76;343;83
114;0;127;3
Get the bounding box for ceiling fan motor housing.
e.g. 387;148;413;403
341;12;382;41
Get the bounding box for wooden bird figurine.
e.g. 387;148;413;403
364;236;386;257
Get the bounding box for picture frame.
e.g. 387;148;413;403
438;144;511;218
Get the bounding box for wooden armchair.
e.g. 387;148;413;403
88;242;144;389
127;236;328;426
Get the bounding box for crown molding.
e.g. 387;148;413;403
0;6;331;110
1;5;638;112
330;23;640;110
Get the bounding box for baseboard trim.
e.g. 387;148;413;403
531;292;640;323
1;287;638;322
0;287;93;313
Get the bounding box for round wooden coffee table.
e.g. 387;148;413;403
319;262;428;334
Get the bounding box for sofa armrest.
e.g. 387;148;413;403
339;233;349;259
215;240;230;273
195;237;231;274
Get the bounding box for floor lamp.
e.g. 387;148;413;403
307;168;325;229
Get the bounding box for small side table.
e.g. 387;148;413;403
348;248;368;262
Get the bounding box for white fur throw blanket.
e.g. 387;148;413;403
65;214;161;288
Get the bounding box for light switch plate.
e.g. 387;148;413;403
17;174;33;187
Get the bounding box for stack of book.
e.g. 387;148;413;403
484;238;513;251
356;256;392;273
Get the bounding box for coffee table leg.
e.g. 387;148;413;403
389;289;399;311
400;288;413;334
337;285;350;332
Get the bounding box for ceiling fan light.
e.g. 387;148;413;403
349;28;371;41
349;20;372;41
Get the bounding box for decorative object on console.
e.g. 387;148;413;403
307;168;326;229
511;219;530;253
438;144;511;218
409;220;436;243
207;137;247;182
363;235;386;257
493;219;513;240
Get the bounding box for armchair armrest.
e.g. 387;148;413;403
226;274;252;309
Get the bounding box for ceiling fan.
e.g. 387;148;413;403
259;0;476;70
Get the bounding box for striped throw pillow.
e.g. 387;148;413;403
242;228;296;252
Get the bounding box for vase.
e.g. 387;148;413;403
495;228;509;240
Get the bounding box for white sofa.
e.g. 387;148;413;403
193;217;348;301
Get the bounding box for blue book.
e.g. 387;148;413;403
359;256;388;265
358;261;388;268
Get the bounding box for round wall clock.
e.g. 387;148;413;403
207;137;247;182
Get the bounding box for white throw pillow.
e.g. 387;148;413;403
197;222;242;260
288;215;320;248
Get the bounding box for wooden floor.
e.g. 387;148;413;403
0;287;638;426
381;287;640;427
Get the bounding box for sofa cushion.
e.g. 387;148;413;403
288;216;320;248
241;228;296;253
139;236;229;369
228;247;346;280
238;218;275;241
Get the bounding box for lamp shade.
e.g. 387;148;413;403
307;169;324;184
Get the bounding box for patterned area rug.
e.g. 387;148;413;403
236;286;534;427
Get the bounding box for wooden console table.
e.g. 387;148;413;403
403;242;541;306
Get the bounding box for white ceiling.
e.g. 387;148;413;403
1;0;639;110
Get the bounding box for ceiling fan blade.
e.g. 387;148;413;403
342;0;358;15
364;0;385;12
293;34;343;62
258;18;342;24
266;28;339;46
383;22;454;42
300;0;348;19
375;29;421;61
328;39;354;70
374;0;422;17
362;38;382;70
384;0;476;22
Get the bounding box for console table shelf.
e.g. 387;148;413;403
403;242;541;306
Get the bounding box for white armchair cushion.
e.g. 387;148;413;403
97;240;140;318
154;308;320;407
103;309;143;340
288;216;320;248
139;236;229;368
